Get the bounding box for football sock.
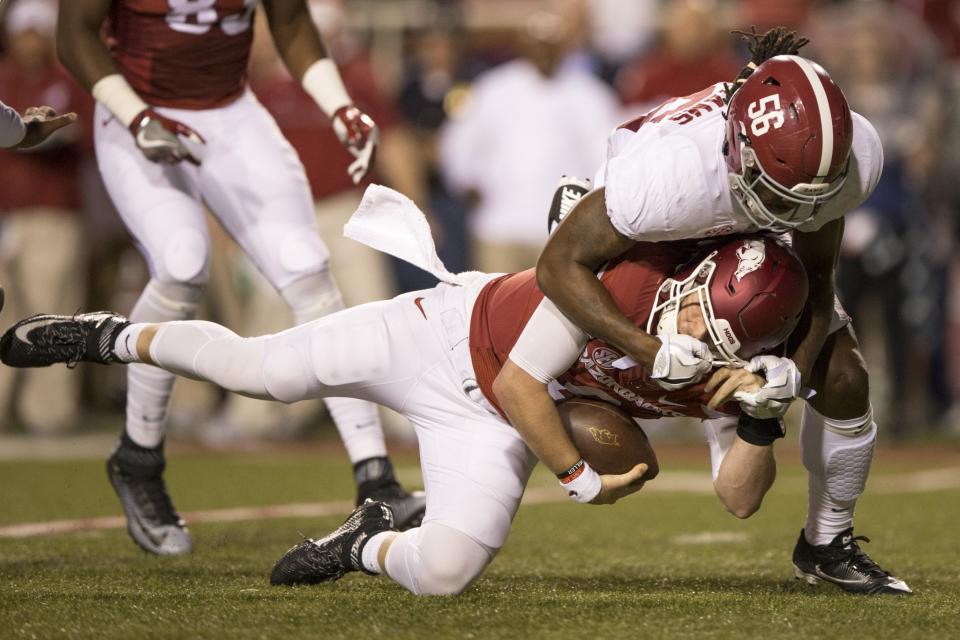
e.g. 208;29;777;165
800;404;876;546
113;324;145;363
124;280;203;449
360;531;392;574
354;456;397;494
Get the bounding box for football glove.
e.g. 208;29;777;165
547;176;592;234
129;108;205;166
734;355;801;419
332;105;378;184
651;333;713;390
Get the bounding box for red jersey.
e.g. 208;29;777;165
469;242;740;421
106;0;257;109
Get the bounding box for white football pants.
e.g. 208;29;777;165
142;277;537;570
94;90;385;461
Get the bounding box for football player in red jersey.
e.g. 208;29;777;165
535;28;910;594
54;0;422;557
0;216;807;594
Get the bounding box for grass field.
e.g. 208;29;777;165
1;439;958;640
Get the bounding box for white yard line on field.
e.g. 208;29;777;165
0;468;957;540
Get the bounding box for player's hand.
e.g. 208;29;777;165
591;463;649;505
733;355;801;419
15;106;77;149
130;108;205;166
547;175;592;234
651;333;713;390
705;366;764;410
331;105;378;184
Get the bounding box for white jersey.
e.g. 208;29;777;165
0;99;25;148
595;83;883;241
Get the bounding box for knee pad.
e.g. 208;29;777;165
414;525;493;596
248;221;329;292
801;404;876;503
262;344;311;403
279;270;344;324
131;279;206;323
158;227;210;284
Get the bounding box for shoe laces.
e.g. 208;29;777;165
829;535;891;579
132;473;181;526
32;320;86;369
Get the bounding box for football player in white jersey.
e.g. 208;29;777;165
1;98;76;312
535;28;910;595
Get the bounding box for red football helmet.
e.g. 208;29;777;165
725;55;853;231
647;235;809;364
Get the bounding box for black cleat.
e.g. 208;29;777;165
0;312;129;368
792;528;912;595
353;456;426;531
359;482;426;531
107;436;192;556
270;500;395;586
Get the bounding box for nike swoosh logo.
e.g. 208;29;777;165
658;394;685;407
813;564;868;585
14;323;36;346
136;129;174;150
414;297;427;319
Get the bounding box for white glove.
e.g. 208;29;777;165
651;333;713;390
734;355;801;419
547;175;592;234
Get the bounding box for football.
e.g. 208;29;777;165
557;398;659;480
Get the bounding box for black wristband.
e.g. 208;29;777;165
556;459;586;483
736;415;785;447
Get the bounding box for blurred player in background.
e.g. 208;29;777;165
55;0;424;556
537;28;910;594
439;4;618;274
0;0;92;434
0;210;808;595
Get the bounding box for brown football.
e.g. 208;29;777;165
557;398;659;480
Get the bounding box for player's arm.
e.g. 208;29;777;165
492;299;647;505
0;101;76;150
537;188;712;388
57;0;203;164
262;0;376;183
789;218;844;384
713;428;777;519
0;100;26;148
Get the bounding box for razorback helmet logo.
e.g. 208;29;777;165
647;234;809;364
725;55;853;231
734;239;766;281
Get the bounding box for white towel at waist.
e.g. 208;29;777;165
344;184;484;286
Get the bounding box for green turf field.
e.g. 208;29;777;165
1;443;958;639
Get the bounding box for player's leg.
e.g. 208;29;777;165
194;93;423;526
271;407;535;595
270;288;537;595
793;323;911;594
92;103;213;555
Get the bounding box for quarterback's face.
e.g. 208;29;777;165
676;293;708;342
